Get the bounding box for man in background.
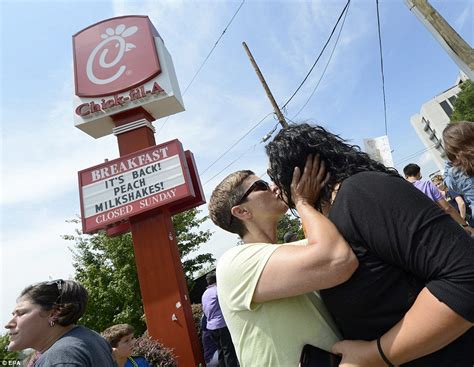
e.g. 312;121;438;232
201;272;239;367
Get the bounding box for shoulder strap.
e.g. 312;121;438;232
128;356;139;367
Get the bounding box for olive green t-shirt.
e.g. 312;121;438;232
216;241;341;367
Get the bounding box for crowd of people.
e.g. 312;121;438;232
201;272;239;366
4;121;473;367
403;162;473;234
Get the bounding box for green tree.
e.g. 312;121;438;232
451;80;474;121
65;208;214;335
195;263;216;278
276;213;304;243
173;209;215;290
0;333;19;360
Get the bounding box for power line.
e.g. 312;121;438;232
205;122;281;186
156;0;246;136
292;1;351;119
168;0;350;188
155;115;171;136
261;122;280;143
281;0;351;110
396;148;429;165
395;146;435;166
196;0;353;187
285;116;298;125
200;112;273;176
182;0;246;97
204;144;258;186
376;0;388;136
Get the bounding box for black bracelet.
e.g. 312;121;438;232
376;337;394;367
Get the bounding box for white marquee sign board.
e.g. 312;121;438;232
78;139;194;233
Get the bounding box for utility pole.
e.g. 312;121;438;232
405;0;473;79
242;42;289;128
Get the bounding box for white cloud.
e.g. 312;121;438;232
112;0;231;85
1;89;117;206
264;0;371;118
418;149;441;175
2;212;78;325
419;150;434;166
193;218;240;262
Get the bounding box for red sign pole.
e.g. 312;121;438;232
112;107;204;366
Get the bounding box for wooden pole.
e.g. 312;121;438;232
405;0;474;79
242;42;289;128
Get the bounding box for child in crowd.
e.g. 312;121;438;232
102;324;150;367
431;174;468;220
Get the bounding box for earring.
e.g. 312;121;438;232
49;320;55;327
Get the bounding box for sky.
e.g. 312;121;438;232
1;0;472;327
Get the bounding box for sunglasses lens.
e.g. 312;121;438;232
255;181;269;191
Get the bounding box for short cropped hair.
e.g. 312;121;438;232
208;170;254;237
403;163;420;178
443;121;474;176
206;271;217;285
20;280;88;326
102;324;135;348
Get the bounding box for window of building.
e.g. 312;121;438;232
439;100;453;117
448;95;457;108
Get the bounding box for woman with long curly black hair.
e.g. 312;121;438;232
266;123;474;367
266;124;399;212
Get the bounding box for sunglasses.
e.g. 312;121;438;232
45;279;64;305
238;180;270;204
229;180;270;226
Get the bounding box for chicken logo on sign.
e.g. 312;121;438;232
73;16;161;97
86;24;137;85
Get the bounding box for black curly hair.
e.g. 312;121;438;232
265;123;399;210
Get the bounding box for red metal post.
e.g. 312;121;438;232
112;108;204;366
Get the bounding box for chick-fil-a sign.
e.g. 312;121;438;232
73;16;161;97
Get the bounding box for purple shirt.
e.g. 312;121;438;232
412;180;442;202
201;284;226;330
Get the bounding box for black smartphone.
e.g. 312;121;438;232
299;344;342;367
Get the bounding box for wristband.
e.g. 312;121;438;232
461;223;469;227
376;337;394;367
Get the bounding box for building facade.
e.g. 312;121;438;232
410;72;468;172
